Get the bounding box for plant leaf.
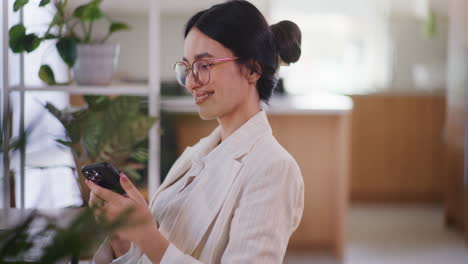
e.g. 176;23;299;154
44;33;58;39
44;103;64;123
122;166;141;181
84;95;111;111
109;22;130;34
127;116;158;142
9;24;26;53
51;13;62;25
44;94;156;181
424;8;437;38
39;0;50;7
103;97;140;125
81;114;103;159
0;211;36;258
129;148;149;162
73;0;104;21
56;37;77;67
13;0;29;12
39;65;56;85
72;5;86;18
23;33;41;52
56;139;73;147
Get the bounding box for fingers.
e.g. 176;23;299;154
85;179;122;202
89;191;98;208
88;191;107;223
119;173;145;203
89;191;105;207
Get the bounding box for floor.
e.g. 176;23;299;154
284;204;468;264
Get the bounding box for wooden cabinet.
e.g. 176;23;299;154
350;94;446;203
172;112;351;261
443;108;466;232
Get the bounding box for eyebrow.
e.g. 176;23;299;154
183;52;214;62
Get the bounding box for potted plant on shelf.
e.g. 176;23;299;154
44;95;157;205
9;0;130;86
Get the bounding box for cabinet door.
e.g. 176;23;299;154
446;0;468;243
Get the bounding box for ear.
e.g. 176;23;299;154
243;60;262;84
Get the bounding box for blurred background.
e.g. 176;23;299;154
1;0;467;263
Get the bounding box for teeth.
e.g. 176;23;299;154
196;92;213;102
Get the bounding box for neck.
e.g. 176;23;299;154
217;91;261;142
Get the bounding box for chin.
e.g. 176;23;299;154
198;109;218;121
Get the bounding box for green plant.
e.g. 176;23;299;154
424;8;437;38
0;108;43;155
0;207;131;263
44;95;157;203
9;0;130;85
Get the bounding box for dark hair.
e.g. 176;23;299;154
184;0;301;102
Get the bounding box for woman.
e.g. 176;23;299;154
87;1;304;263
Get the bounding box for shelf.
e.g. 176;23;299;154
9;84;150;95
2;0;163;207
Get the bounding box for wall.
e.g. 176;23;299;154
388;13;448;91
101;12;189;82
99;0;271;83
100;0;450;93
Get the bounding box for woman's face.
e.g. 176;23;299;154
183;28;255;120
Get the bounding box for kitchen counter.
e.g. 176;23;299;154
161;94;353;115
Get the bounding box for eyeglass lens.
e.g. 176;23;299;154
174;61;211;87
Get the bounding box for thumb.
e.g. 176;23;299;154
120;173;145;203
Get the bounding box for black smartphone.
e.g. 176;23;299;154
81;162;126;195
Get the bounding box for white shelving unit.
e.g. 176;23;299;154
1;0;162;208
9;84;150;95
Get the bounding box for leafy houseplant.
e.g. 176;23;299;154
0;207;131;263
9;0;130;85
45;95;157;204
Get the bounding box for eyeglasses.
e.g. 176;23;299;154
173;57;238;87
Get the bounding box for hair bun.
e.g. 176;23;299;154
270;20;302;64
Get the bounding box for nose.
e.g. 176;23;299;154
185;72;203;93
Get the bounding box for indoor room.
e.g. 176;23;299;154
0;0;467;263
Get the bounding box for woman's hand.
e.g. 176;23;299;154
88;190;131;258
86;173;170;262
85;173;154;242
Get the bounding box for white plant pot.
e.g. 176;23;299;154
73;44;120;86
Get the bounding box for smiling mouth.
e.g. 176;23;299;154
195;91;215;105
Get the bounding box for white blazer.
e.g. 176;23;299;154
93;110;304;264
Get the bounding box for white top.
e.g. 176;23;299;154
153;153;215;233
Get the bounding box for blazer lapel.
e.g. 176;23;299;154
166;154;243;255
148;146;193;207
149;127;222;207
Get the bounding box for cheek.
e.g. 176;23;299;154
213;67;246;99
212;77;243;107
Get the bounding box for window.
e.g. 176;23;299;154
271;0;392;95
